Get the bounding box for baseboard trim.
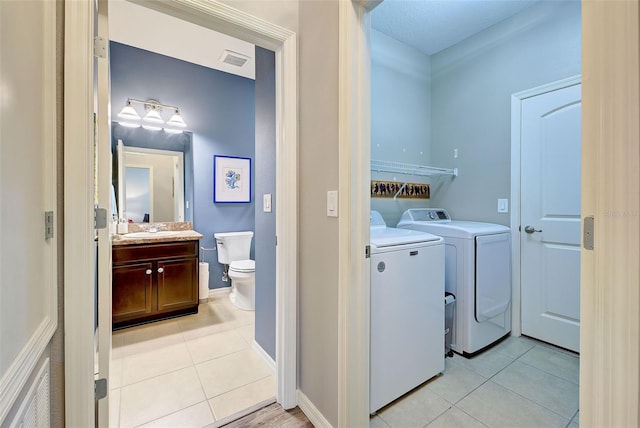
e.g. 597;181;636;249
200;287;231;303
252;341;276;375
297;390;333;428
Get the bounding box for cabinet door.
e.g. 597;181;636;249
156;258;198;313
112;261;154;322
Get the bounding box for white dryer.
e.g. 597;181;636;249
397;208;511;357
369;211;444;413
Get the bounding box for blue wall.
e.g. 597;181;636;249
254;47;277;358
110;41;256;289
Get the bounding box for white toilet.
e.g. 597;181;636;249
214;231;256;311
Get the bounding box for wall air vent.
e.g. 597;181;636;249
220;50;250;67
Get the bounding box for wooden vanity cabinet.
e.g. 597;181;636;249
112;240;199;330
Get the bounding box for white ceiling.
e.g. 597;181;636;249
372;0;539;56
111;0;539;78
109;1;255;80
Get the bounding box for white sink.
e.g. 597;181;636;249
122;231;180;239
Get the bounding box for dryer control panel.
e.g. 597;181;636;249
400;208;451;223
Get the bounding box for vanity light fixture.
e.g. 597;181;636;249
116;98;188;133
117;99;142;128
117;100;141;120
166;108;187;128
142;101;164;124
142;124;163;132
164;128;184;134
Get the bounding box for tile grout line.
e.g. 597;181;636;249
515;357;580;386
111;300;264;428
484;344;579;425
207;373;275;401
515;345;580;385
483;378;575;423
565;408;579;428
427;357;496;407
130;399;213;428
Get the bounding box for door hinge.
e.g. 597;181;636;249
365;245;371;259
583;215;594;250
44;211;54;239
94;36;107;59
95;378;108;401
95;207;108;230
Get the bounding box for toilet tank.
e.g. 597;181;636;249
214;231;254;264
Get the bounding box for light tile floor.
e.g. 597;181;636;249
110;294;276;428
371;336;580;428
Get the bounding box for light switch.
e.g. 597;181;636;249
327;190;338;217
498;198;509;213
263;194;272;212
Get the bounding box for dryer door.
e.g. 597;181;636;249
475;233;511;322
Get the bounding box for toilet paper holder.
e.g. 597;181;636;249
200;246;216;261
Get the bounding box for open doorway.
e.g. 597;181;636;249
63;0;298;426
366;1;581;426
106;3;280;426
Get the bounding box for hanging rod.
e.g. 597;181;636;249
371;159;458;177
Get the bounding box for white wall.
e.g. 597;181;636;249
0;0;58;423
371;29;432;226
429;0;581;224
218;0;299;33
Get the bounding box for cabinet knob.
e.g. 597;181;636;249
157;267;164;274
145;269;152;275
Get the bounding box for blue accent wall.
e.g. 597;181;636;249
110;41;256;289
254;47;277;358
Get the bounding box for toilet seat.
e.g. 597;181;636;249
230;259;255;273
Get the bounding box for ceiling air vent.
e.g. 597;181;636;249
220;50;250;67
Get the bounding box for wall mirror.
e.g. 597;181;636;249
112;124;194;224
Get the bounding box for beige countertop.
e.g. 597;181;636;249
111;223;203;246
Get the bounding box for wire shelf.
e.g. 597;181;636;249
371;160;457;177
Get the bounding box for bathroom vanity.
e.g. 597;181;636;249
111;225;203;330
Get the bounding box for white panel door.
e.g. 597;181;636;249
521;83;581;352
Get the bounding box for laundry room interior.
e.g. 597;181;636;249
368;0;582;427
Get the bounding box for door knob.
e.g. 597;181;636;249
524;225;542;234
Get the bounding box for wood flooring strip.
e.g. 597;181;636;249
222;403;314;428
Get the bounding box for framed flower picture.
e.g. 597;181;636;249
213;155;251;203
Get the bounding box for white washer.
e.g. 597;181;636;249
369;211;445;413
397;208;511;357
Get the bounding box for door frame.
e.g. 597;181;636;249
64;0;298;425
581;1;639;426
509;75;581;337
